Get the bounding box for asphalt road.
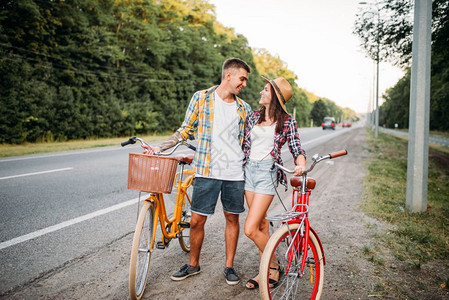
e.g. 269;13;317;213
380;127;449;147
0;124;358;294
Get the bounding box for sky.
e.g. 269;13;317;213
208;0;405;113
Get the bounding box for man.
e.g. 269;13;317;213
147;58;252;285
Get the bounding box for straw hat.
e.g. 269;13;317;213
262;76;293;113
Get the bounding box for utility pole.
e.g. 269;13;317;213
406;0;432;212
359;2;381;137
374;19;380;138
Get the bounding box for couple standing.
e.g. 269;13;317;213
145;58;306;289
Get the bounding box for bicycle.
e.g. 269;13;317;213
259;150;348;300
121;136;196;300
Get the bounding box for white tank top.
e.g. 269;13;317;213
249;123;276;161
209;92;244;180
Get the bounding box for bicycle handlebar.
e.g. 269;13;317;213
329;149;347;159
274;149;348;174
121;136;196;155
121;137;140;147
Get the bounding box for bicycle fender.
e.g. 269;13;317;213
310;226;326;265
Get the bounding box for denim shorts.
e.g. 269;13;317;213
244;159;277;195
191;177;245;216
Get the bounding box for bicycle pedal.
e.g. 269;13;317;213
178;221;190;229
156;242;166;249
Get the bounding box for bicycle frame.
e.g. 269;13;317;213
285;183;326;275
123;136;197;300
147;163;195;249
261;150;347;299
274;151;348;276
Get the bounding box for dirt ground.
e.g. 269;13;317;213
4;127;447;299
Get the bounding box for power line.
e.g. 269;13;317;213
1;50;193;84
0;43;193;83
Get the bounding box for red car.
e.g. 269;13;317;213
341;121;352;128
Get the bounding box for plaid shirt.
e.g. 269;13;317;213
177;86;252;177
243;110;306;189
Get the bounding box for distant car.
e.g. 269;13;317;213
342;121;352;128
321;117;335;130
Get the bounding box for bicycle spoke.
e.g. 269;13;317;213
260;224;324;300
129;201;155;300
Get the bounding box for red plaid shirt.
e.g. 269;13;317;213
243;110;306;189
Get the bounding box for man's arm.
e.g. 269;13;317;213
144;91;201;155
159;131;183;152
142;131;183;154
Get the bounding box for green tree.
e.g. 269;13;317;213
0;0;350;143
252;48;312;127
355;0;449;131
310;100;328;126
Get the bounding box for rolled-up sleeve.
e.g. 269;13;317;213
177;92;200;140
286;118;306;162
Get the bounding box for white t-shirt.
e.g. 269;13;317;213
209;92;244;180
249;123;276;161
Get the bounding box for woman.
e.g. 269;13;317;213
243;77;306;289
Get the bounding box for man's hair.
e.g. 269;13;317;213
221;58;251;79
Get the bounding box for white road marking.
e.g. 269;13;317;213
0;197;141;250
0;167;74;180
0;146;130;163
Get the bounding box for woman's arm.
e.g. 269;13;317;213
285;116;306;175
294;154;306;176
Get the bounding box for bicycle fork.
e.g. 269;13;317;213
284;218;313;279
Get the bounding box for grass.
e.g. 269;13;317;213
362;128;449;297
363;130;449;262
0;134;170;158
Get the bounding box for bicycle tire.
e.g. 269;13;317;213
259;223;324;300
178;182;193;252
129;200;155;300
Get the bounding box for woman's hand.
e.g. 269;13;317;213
294;164;305;176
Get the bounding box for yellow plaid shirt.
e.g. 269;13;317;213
177;86;252;177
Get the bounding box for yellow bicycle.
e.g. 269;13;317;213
121;137;196;300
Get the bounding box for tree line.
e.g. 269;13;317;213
354;0;448;131
0;0;355;144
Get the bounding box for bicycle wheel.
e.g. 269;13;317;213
260;223;324;300
178;182;193;252
129;200;156;300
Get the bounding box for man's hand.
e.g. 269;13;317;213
142;145;160;155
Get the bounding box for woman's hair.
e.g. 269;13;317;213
258;84;287;133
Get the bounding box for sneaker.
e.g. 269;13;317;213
171;264;201;281
224;267;240;285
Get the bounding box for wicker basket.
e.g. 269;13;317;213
127;153;178;193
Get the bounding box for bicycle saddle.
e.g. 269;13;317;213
175;155;194;165
290;177;316;190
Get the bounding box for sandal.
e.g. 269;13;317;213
245;276;259;289
269;263;282;288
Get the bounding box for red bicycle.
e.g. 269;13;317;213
259;150;348;300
